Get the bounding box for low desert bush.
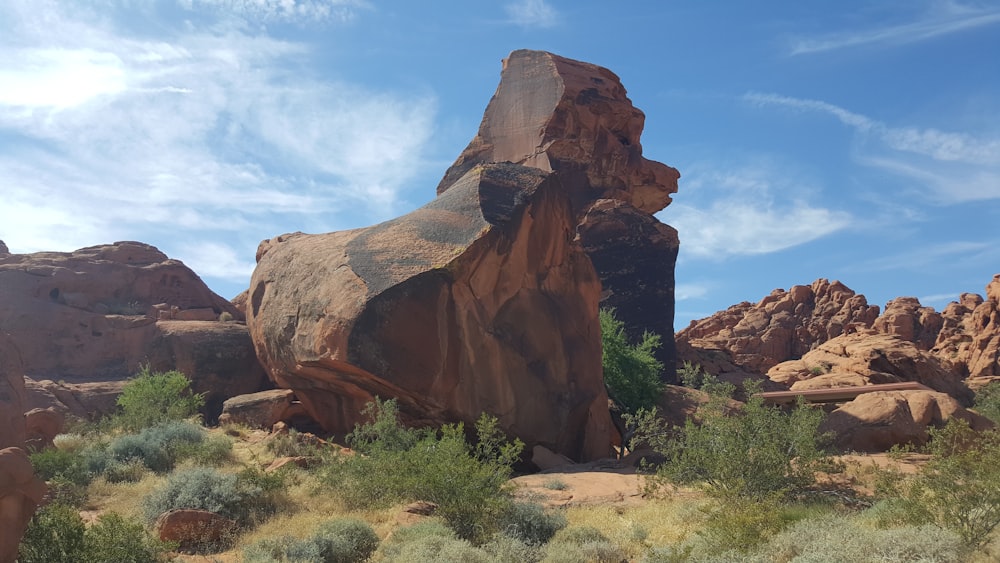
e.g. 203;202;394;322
601;307;664;414
323;398;523;543
888;420;1000;550
19;504;171;563
95;420;221;475
377;520;488;563
141;466;278;527
266;428;328;459
112;366;205;431
501;501;567;545
541;526;626;563
629;378;829;502
974;380;1000;424
242;517;379;563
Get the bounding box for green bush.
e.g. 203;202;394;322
974;381;1000;424
19;505;170;563
630;379;828;502
18;503;87;563
377;520;487;563
893;421;1000;550
141;466;274;527
600;308;664;414
242;518;378;563
324;398;523;543
541;526;625;563
85;512;174;563
482;533;543;562
696;495;786;555
501;502;566;545
113;366;205;431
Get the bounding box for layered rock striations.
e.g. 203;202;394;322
0;241;268;421
247;50;681;460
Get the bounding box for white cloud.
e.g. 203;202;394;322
0;1;436;282
182;0;369;23
790;1;1000;55
746;92;1000;202
849;241;996;273
660;164;851;259
675;283;709;301
505;0;558;28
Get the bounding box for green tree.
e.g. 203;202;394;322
114;366;205;431
600;308;664;414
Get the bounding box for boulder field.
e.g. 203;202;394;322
247;50;681;461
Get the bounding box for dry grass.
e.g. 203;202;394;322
84;472;166;519
562;496;711;559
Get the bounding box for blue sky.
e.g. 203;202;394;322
2;1;999;330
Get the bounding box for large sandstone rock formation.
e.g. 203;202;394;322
677;279;880;375
820;390;993;452
247;50;680;460
0;335;46;563
767;331;972;403
0;241;268;421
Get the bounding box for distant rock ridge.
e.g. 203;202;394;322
247;49;681;460
678;275;1000;398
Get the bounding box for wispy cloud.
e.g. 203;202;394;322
180;0;369;23
849;241;997;273
504;0;558;28
745;92;1000;202
0;1;436;284
660;163;851;259
790;1;1000;55
675;283;709;301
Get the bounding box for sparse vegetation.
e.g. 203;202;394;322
141;466;278;528
600;307;664;414
18;504;172;563
974;380;1000;424
242;517;379;563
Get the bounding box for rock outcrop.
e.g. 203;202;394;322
0;335;46;563
931;275;1000;380
820;390;993;452
0;242;268;422
767;331;972;403
248;50;680;460
677;279;880;374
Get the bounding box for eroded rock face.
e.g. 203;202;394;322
0;242;268;422
440;49;681;382
874;297;943;351
0;335;45;563
677;279;880;374
248;51;679;460
932;275;1000;380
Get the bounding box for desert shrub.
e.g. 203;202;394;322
175;432;234;466
541;477;568;491
542;525;625;563
696;494;786;555
18;503;88;563
324;398;523;543
242;518;378;563
974;380;1000;424
141;466;274;527
85;512;174;563
103;458;149;483
630;379;828;502
377;520;488;563
501;502;567;545
97;420;207;474
266;428;327;459
750;512;965;563
890;420;1000;550
113;366;204;431
30;446;90;485
600;308;664;414
483;533;544;562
